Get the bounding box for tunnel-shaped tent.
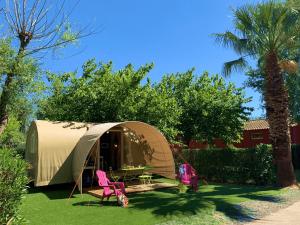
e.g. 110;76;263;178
26;120;175;187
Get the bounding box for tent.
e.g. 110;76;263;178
26;120;175;189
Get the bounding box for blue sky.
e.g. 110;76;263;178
44;0;264;118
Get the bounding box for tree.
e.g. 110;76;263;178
159;70;252;144
245;65;300;122
0;0;90;134
38;60;182;141
0;116;25;154
286;74;300;122
0;37;42;133
38;60;251;144
215;1;300;186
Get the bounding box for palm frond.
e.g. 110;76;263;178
234;5;255;34
222;57;248;77
214;31;249;55
286;0;300;10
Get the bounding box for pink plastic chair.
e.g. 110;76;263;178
96;170;126;202
177;163;199;191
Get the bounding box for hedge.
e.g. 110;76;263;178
0;148;28;225
182;144;276;185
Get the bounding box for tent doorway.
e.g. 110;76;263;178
100;130;122;171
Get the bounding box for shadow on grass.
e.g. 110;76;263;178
73;200;117;207
238;193;283;203
27;183;79;200
27;182;284;223
127;185;283;223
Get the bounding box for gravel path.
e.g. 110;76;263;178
231;188;300;225
246;201;300;225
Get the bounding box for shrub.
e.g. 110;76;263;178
292;144;300;170
250;144;276;185
0;117;26;157
182;144;276;185
0;148;28;224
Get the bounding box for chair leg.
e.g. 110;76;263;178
120;183;126;194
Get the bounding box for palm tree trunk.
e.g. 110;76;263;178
264;51;296;187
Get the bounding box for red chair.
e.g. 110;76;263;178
177;163;199;191
96;170;126;202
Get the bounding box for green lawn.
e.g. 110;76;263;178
20;180;285;225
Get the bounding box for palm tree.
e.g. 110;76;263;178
215;1;300;186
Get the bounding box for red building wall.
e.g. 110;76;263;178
291;124;300;144
189;124;300;149
234;129;270;148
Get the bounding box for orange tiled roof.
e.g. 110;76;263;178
244;120;269;130
244;119;298;131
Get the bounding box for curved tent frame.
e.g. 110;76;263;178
26;120;175;188
72;121;175;191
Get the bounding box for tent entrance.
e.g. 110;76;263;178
81;129;124;188
99;129;123;171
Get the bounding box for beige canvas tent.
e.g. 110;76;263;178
26;120;175;189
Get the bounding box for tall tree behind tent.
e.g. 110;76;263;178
38;61;182;142
157;70;252;145
38;60;251;145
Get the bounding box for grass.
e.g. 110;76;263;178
20;180;286;225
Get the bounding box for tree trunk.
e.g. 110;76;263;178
264;51;296;187
0;73;13;134
0;44;26;135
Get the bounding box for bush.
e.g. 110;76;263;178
182;144;276;185
0;117;26;157
0;148;28;224
292;144;300;170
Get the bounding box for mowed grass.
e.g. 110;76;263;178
20;179;285;225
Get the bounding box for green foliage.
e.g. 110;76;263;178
216;1;300;75
183;144;276;185
216;1;300;122
292;144;300;169
0;116;25;156
38;60;251;143
160;70;252;143
286;75;300;122
0;148;28;225
0;38;44;129
245;57;300;122
38;60;182;141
